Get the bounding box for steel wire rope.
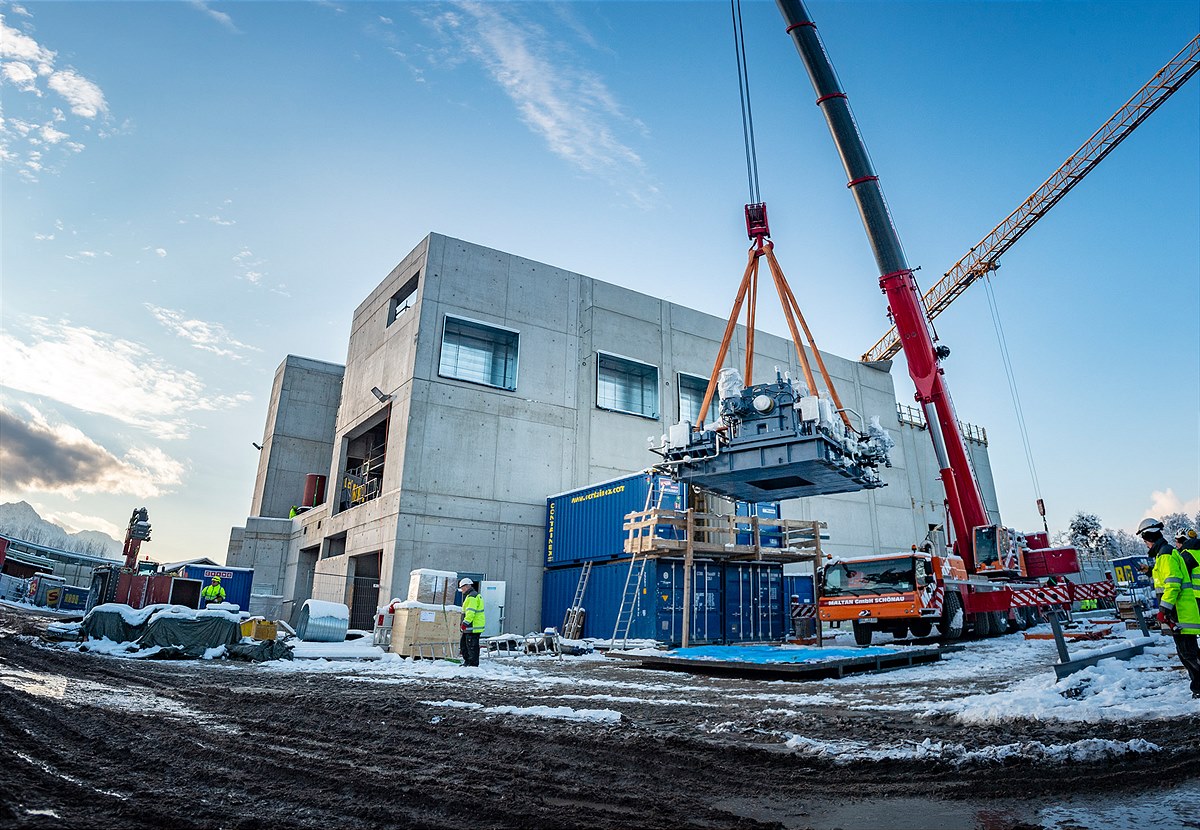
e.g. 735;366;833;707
731;0;760;204
982;273;1043;505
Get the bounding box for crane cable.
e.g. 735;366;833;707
982;273;1043;506
731;0;761;205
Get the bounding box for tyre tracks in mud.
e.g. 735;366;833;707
3;607;1198;828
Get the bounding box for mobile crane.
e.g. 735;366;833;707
773;0;1133;642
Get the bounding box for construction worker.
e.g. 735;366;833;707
201;576;226;607
1141;518;1200;697
458;577;485;667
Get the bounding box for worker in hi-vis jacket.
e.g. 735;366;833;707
458;577;485;667
201;576;225;607
1143;518;1200;697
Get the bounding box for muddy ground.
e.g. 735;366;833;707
1;605;1197;830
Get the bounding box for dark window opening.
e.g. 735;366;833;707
387;273;420;326
339;418;388;513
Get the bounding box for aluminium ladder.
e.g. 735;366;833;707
561;561;592;640
610;554;648;650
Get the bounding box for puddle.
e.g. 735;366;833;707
713;780;1200;829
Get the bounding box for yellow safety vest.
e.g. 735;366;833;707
463;592;486;634
1156;549;1200;636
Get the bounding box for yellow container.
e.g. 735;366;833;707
240;619;278;641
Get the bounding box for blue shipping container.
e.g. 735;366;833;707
545;473;684;566
783;574;815;605
725;562;786;642
735;501;783;548
180;564;254;611
58;585;90;612
542;559;723;646
543;560;783;646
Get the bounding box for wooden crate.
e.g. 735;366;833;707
389;607;462;658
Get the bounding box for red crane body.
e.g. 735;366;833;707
774;0;990;568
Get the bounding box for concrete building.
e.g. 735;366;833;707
229;232;998;632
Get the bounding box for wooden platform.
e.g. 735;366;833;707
608;644;951;680
622;508;824;564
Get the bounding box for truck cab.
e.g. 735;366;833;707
820;550;965;645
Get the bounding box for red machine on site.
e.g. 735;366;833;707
86;508;202;612
774;0;1126;643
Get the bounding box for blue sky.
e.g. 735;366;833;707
2;0;1197;563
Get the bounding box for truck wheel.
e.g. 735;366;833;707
890;625;909;640
992;611;1010;636
973;609;992;639
939;592;963;641
1013;607;1032;631
909;620;933;638
852;621;873;646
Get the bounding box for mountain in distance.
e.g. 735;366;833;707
0;501;122;559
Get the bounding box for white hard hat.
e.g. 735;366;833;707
458;577;474;588
1137;518;1164;537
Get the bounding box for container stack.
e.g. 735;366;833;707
388;569;463;658
542;473;789;646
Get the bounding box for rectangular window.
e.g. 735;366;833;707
678;373;718;426
596;352;658;418
387;273;420;326
438;316;519;391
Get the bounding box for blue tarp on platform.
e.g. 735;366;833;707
659;644;903;664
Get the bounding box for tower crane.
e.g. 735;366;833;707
863;34;1200;364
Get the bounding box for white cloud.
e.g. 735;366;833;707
40;124;67;143
232;248;266;284
1145;489;1200;521
421;2;657;207
0;402;186;500
144;304;260;361
1;12;109;179
32;503;124;540
0;317;251;440
155;248;167;257
208;215;235;226
189;1;241;33
2;60;39;92
0;18;54;66
46;69;107;118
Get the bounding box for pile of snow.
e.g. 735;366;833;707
925;638;1196;723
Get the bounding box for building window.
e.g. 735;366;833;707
387;273;420;326
678;373;718;426
596;352;658;418
438;316;519;391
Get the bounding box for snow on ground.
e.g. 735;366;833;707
421;699;622;723
258;626;1200;729
783;734;1160;765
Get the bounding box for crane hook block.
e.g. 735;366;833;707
745;203;771;241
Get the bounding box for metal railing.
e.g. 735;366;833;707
895;403;987;445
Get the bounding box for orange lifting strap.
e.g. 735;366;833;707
697;232;855;434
